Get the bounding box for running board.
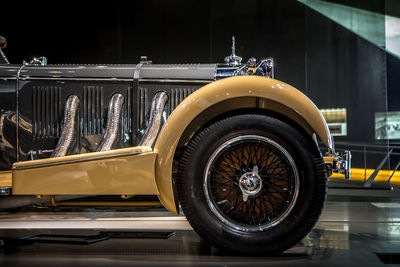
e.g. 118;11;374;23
12;146;159;195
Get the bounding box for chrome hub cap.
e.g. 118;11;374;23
239;166;262;202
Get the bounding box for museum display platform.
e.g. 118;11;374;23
0;185;399;267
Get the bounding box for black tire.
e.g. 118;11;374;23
177;114;327;254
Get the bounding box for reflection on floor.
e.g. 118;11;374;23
0;196;400;266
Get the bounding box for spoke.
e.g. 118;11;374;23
230;196;246;219
210;185;237;190
265;156;284;171
211;168;238;185
212;179;237;187
250;199;257;225
258;195;266;223
216;199;229;206
262;148;275;168
239;143;249;169
220;157;241;172
263;192;285;213
261;174;290;180
221;152;241;171
262;182;288;194
253;142;261;164
245;143;255;170
231;147;244;168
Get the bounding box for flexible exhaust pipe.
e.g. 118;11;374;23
139;92;168;147
97;93;125;152
51;95;80;157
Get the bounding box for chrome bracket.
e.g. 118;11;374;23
0;187;11;196
28;149;54;160
327;150;352;179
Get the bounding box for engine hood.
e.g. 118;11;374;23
0;63;217;81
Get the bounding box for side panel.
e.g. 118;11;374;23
0;170;11;187
12;147;159;195
154;76;332;213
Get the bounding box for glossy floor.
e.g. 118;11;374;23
0;196;400;266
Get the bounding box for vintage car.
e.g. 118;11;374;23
0;36;350;254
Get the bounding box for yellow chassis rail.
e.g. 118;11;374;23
331;168;400;185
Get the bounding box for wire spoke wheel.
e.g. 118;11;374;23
177;114;327;254
204;135;300;231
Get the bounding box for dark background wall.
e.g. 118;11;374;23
2;1;307;88
2;0;399;167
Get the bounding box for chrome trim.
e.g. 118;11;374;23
256;58;274;78
51;95;80;157
28;149;54;160
13;149;150;170
96;93;125;151
138;91;168;147
23;57;47;66
216;58;275;79
139;78;212;84
203;135;300;232
15;77;212;83
0;187;11;195
328;150;352;179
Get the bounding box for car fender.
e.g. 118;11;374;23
154;75;332;214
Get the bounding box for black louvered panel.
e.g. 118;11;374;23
169;88;195;115
137;87;147;130
32;86;62;140
82;86;104;136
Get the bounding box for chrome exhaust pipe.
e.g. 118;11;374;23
139;91;168;147
97;93;125;152
51;95;80;157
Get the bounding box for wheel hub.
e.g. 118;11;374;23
239;166;262;201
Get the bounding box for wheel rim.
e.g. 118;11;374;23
203;135;300;232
